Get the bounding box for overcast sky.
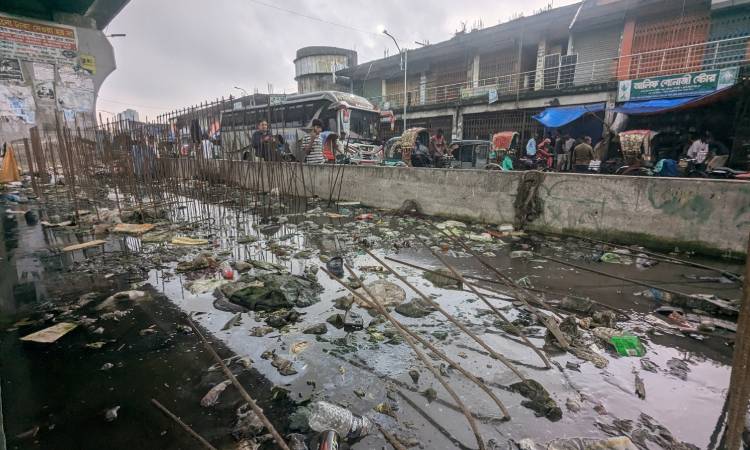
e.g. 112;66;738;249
97;0;578;120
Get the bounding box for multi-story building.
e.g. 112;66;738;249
336;0;750;164
117;108;139;123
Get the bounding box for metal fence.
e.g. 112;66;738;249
368;36;750;110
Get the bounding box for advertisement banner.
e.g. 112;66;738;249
0;13;78;66
617;67;739;101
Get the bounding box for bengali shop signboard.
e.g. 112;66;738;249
0;13;78;66
617;67;739;101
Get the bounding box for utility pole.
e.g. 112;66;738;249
383;30;407;133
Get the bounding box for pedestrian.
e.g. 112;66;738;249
573;136;595;173
252;120;275;161
556;133;570;171
564;135;577;171
553;131;564;169
594;131;610;161
686;133;710;169
429;129;448;166
525;133;538;158
537;137;552;169
303;119;325;164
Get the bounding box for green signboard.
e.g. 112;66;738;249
617;66;739;102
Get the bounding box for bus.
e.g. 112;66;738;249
219;91;384;163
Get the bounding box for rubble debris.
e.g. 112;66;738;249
509;379;562;422
666;358;690;381
176;254;217;273
261;350;298;376
302;323;328;335
222;312;243;330
546;436;638;449
349;280;406;309
325;256;344;278
423;268;461;289
634;372;646;399
250;326;274;337
395;298;435;318
232;403;265;440
104;405;121;422
96;290;148;311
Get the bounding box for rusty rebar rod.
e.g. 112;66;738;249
186;316;290;450
415;237;554;367
151;398;217;450
366;249;528;379
335;264;487;450
321;265;511;421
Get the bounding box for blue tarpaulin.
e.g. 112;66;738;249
613;87;733;115
532;103;606;128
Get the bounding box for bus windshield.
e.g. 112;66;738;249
347;109;379;141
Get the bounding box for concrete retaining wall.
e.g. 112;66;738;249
167;160;750;257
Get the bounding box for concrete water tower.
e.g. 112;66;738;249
294;46;357;93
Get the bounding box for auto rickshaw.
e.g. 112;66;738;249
382;127;431;167
488;131;520;170
448;140;492;169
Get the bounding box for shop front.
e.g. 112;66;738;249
613;66;743;165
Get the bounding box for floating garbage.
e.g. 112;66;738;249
325;256;344;278
307;401;371;440
610;335;645;357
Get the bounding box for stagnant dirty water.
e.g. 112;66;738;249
0;189;744;450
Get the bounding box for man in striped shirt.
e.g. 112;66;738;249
303;119;325;164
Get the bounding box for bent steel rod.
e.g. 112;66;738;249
151;399;217;450
541;230;741;282
186;316;290;450
541;254;702;300
427;223;570;350
415;237;554;367
365;248;528;379
322;265;510;421
330;264;486;450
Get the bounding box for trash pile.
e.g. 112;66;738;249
2;174;741;450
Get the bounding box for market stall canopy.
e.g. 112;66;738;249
613;87;734;115
532;103;606;128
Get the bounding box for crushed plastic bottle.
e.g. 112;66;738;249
307;401;371;440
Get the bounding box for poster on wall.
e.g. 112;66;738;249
34;80;55;102
58;65;94;91
80;54;96;75
0;84;35;123
0;13;78;66
56;86;93;112
0;57;23;81
32;62;54;81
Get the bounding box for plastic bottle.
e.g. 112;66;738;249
307;401;371;440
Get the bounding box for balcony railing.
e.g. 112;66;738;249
368;36;749;110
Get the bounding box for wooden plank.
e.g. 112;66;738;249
112;223;155;235
20;322;78;343
61;239;106;252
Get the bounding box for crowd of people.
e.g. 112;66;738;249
237;118;732;176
